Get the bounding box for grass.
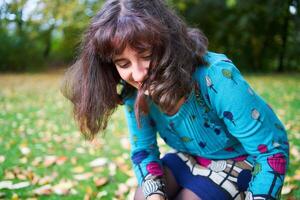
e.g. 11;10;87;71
0;71;299;199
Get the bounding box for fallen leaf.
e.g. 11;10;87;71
0;155;5;163
43;155;57;167
10;181;30;189
108;162;117;176
38;175;55;185
19;157;28;164
125;177;137;188
19;146;30;155
96;191;108;199
0;181;12;189
53;180;74;195
11;193;18;200
93;177;108;187
89;158;108;168
71;157;77;165
74;173;93;181
72;166;85;173
294;171;300;181
127;188;136;200
120;138;130;150
0;181;30;190
56;156;67;165
85;186;93;196
281;184;297;195
34;184;52;195
76;147;85;154
115;183;129;197
4;171;15;179
31;157;42;166
290;146;300;161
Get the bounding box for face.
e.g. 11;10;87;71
113;46;151;89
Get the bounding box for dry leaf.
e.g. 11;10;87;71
84;194;91;200
74;173;93;181
125;177;137;188
43;155;57;167
34;184;52;195
71;157;77;165
53;180;74;195
115;183;129;197
19;157;28;164
56;156;67;165
76;147;86;154
31;157;42;166
4;171;15;179
19;146;30;155
108;163;117;176
281;184;297;195
11;193;19;200
290;146;300;161
0;155;5;163
10;181;30;189
96;191;108;199
120;138;130;150
72;166;85;173
294;169;300;181
85;186;93;196
38;175;55;185
127;188;136;200
89;158;108;168
16;173;27;180
0;181;12;189
93;177;108;187
0;181;30;190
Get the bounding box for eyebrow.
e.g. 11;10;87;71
113;58;128;63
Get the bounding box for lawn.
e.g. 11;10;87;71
0;71;299;199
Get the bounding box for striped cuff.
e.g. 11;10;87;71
142;174;167;199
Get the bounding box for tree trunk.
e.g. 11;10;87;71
277;0;293;72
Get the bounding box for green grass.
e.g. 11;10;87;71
0;72;299;199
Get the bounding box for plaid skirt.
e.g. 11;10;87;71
162;152;254;200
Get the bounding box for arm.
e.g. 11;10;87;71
205;59;289;199
124;96;167;200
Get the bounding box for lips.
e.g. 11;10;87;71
137;82;142;88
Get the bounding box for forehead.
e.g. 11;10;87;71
114;45;151;58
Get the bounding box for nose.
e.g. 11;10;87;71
131;63;148;82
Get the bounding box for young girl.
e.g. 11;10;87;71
62;0;289;199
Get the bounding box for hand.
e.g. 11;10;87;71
147;194;167;200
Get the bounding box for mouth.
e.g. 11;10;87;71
137;82;143;88
136;82;149;95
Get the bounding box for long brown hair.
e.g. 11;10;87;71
61;0;208;139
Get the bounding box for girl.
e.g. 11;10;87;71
61;0;289;199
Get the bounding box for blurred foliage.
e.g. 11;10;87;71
0;0;299;72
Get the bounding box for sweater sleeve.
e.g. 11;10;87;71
123;95;167;199
204;59;289;199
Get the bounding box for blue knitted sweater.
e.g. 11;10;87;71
123;52;289;199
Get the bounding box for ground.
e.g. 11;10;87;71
0;71;299;199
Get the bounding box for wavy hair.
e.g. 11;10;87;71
61;0;208;139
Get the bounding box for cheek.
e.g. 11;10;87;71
116;67;131;82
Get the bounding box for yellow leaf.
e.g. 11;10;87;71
72;166;85;173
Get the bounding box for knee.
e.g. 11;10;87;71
134;187;145;200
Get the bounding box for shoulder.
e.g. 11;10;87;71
193;51;241;81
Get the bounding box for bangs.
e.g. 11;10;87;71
94;14;166;60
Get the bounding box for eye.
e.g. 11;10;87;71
141;52;152;60
117;62;130;69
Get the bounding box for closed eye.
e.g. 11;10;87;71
116;62;130;69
